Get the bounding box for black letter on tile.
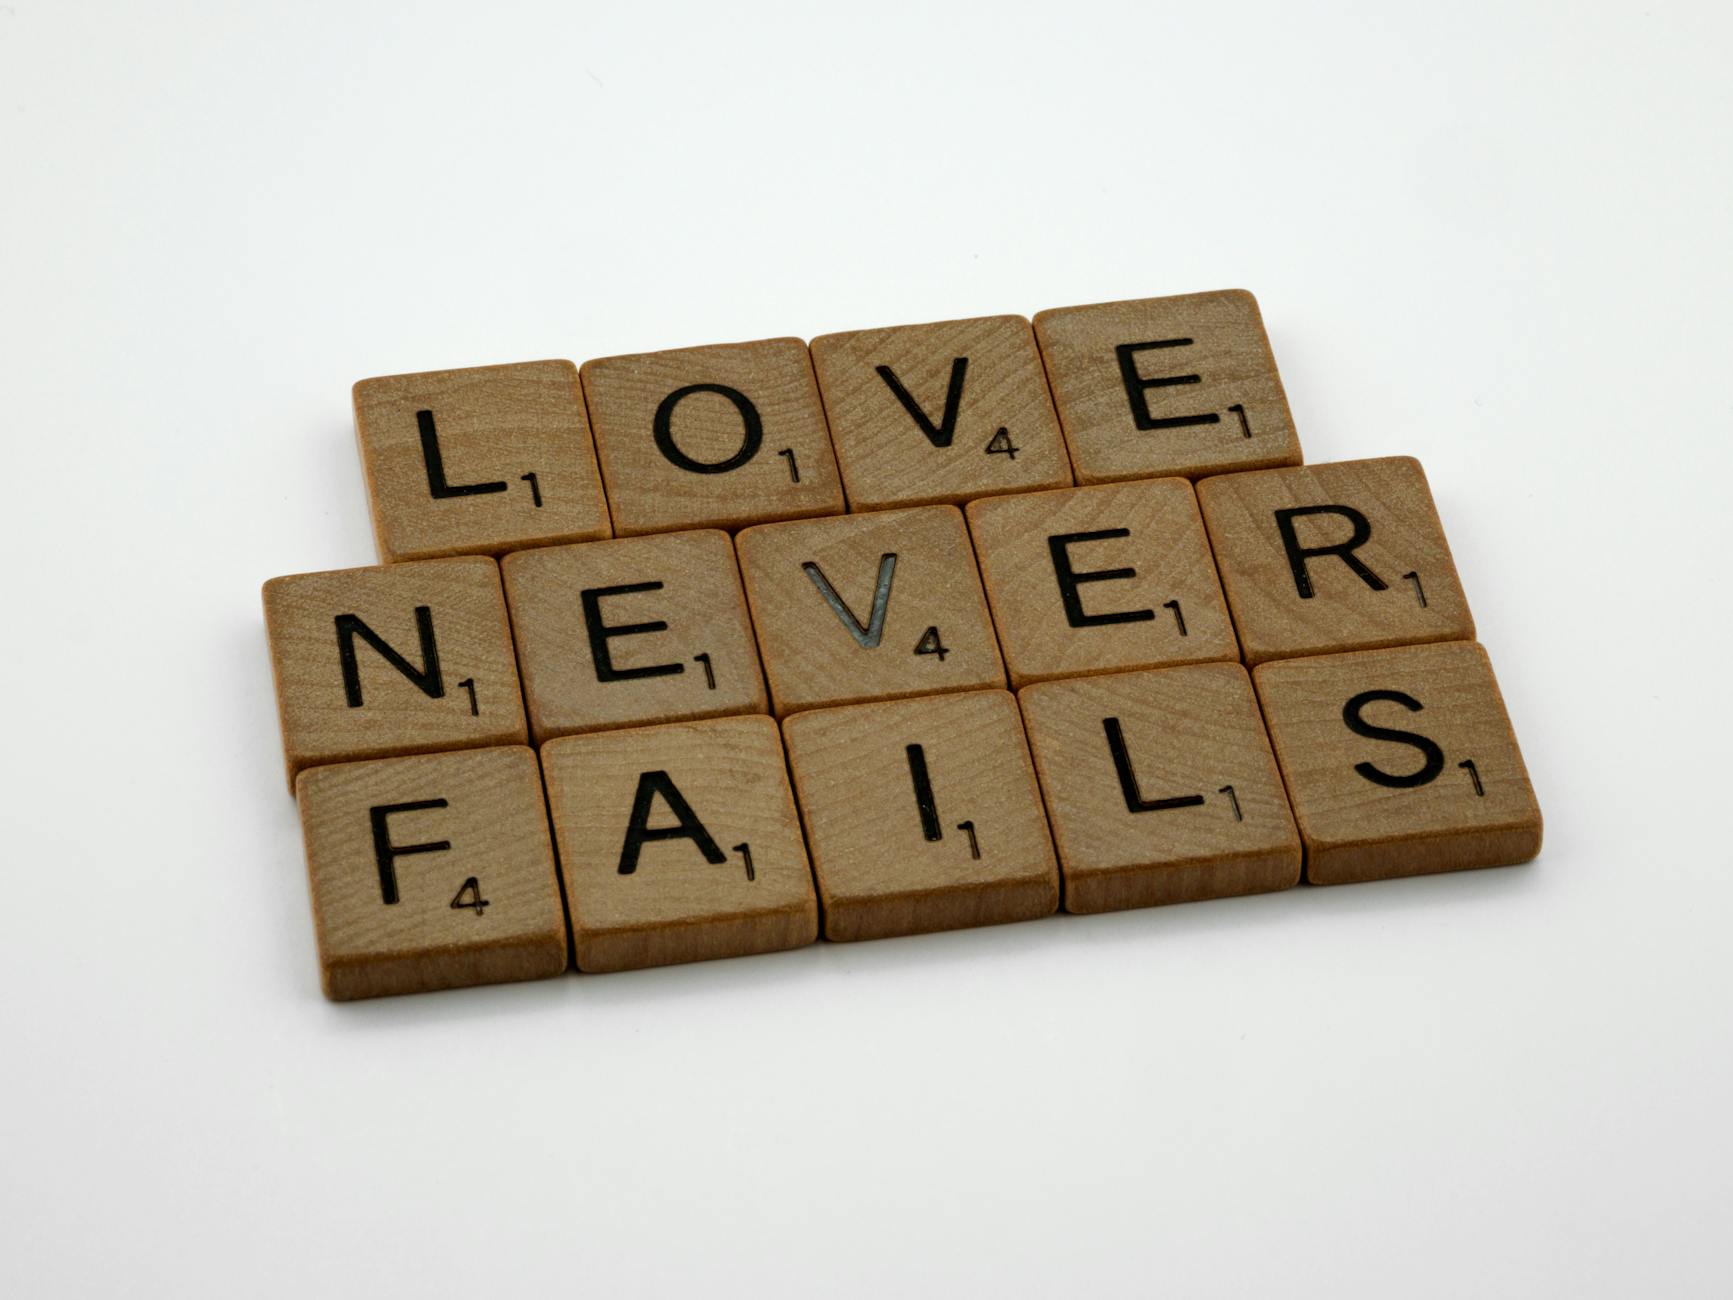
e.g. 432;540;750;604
1115;340;1220;431
418;410;508;498
804;553;897;648
653;384;763;474
1103;717;1205;812
617;771;727;874
1048;530;1156;628
1342;690;1445;788
335;606;444;707
1274;505;1388;599
581;582;684;683
905;743;944;841
369;799;452;905
876;357;968;449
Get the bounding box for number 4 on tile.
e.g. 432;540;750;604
450;877;489;914
914;626;949;660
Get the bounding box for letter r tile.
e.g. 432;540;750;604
1033;290;1302;483
734;504;1005;716
1197;456;1474;665
1253;642;1542;885
580;337;844;536
540;715;818;972
501;529;766;743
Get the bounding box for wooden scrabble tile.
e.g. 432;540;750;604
580;337;845;535
1018;664;1300;912
967;478;1238;687
353;360;611;563
1196;456;1474;665
781;690;1058;941
734;504;1005;716
500;529;766;744
262;556;527;789
541;715;817;972
295;746;566;1000
1033;290;1301;483
1253;641;1542;885
808;314;1072;510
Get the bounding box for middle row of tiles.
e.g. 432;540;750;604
265;462;1475;784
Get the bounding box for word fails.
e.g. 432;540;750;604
348;290;1302;563
296;645;1537;998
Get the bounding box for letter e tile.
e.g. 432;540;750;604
1033;290;1301;483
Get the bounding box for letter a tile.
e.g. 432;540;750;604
735;504;1005;715
1253;641;1542;885
541;715;818;972
782;690;1058;940
296;746;567;1000
262;557;527;789
580;338;844;536
1033;290;1302;483
1197;456;1474;665
1018;664;1300;912
353;359;611;563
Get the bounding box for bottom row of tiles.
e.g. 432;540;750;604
296;639;1542;1000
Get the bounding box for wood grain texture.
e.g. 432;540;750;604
1032;290;1302;483
1197;456;1474;665
967;478;1238;687
735;504;1005;716
580;337;844;536
781;689;1058;941
353;360;610;563
1253;641;1542;885
540;714;817;973
808;314;1072;510
262;557;527;789
1018;664;1300;912
295;746;566;1000
501;529;766;744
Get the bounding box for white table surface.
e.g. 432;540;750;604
3;2;1729;1294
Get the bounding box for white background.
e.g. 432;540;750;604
2;1;1729;1295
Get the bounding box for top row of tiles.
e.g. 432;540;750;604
355;290;1301;562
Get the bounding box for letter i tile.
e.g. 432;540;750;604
782;689;1058;940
